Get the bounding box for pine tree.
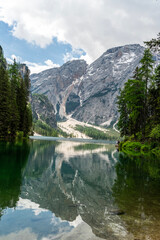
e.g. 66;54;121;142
0;48;32;140
16;77;27;131
8;59;21;91
23;66;30;101
17;70;32;135
125;78;145;138
8;60;20;138
152;65;160;124
140;49;154;92
117;89;130;137
117;34;160;141
22;66;32;136
0;67;10;139
23;104;33;137
9;86;19;139
147;86;157;128
117;50;154;139
0;46;7;69
139;49;154;137
154;65;160;89
144;33;160;53
117;66;146;138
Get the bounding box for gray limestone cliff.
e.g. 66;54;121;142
71;44;144;125
30;44;145;126
31;60;87;120
31;93;57;129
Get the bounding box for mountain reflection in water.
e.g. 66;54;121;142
22;141;127;240
0;140;159;240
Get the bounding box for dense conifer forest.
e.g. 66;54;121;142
117;34;160;152
0;46;32;141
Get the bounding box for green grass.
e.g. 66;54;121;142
33;120;74;138
34;120;58;137
151;147;160;156
120;140;160;157
75;125;119;140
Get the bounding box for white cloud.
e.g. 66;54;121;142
63;52;75;63
17;197;48;215
69;215;83;227
24;59;60;74
7;54;59;73
80;54;92;65
0;0;160;62
63;48;84;63
0;228;37;240
7;54;22;63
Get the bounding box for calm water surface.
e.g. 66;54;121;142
0;139;160;240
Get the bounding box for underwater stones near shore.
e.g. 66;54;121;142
109;209;125;215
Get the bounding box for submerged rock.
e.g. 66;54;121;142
109;209;125;215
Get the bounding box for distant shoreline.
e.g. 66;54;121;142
29;136;116;144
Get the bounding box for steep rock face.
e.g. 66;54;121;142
71;44;144;125
30;44;144;126
19;63;30;79
31;94;57;128
31;60;87;119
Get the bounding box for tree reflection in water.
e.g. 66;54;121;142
0;142;30;216
112;152;160;240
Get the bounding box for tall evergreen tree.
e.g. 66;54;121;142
9;88;19;139
23;104;33;137
144;32;160;53
23;66;30;101
8;60;20;138
139;49;154;136
8;60;32;138
154;65;160;89
117;89;130;137
125;79;145;138
17;77;27;131
140;49;154;92
0;67;10;139
17;66;31;135
117;50;155;139
0;46;7;69
0;47;32;140
151;65;160;124
117;66;146;138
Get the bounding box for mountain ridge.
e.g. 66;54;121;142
30;44;145;126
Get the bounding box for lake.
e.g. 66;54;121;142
0;139;160;240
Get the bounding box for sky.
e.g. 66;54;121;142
0;0;160;74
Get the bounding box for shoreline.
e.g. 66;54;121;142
119;140;160;156
29;136;116;144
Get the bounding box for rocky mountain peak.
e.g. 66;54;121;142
31;59;87;119
30;44;145;126
70;44;144;125
105;43;141;54
18;64;30;79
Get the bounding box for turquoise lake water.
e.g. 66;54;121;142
0;139;159;240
